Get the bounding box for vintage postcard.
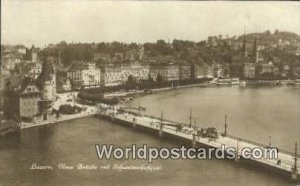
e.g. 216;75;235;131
0;1;300;186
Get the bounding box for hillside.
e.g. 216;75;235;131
237;30;300;44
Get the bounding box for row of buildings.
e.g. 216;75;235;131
67;59;298;89
67;61;300;88
1;45;39;75
242;61;296;79
0;59;297;121
66;61;232;89
239;35;298;79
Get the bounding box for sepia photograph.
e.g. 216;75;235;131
0;1;300;185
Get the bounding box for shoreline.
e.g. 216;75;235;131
104;82;215;99
1;80;298;133
104;79;300;99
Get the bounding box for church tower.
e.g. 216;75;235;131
31;45;38;63
253;37;259;63
242;27;248;58
252;36;258;63
138;45;144;60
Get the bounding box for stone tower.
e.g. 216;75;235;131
31;45;38;63
38;61;56;101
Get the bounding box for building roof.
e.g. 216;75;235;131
18;77;40;94
67;62;97;71
68;64;87;71
5;76;40;96
4;75;24;90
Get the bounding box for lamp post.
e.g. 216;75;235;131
159;111;163;137
291;141;298;181
189;108;192;128
224;114;228;136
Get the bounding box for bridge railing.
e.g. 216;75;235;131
102;108;300;159
123;111;187;127
226;134;300;158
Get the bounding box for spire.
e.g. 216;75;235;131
189;108;192;128
242;26;247;57
224;115;228;136
253;37;258;63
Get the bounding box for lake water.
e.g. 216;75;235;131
0;86;299;186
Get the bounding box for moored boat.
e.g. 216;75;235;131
281;79;295;86
216;78;240;86
231;78;240;86
295;79;300;85
239;80;246;87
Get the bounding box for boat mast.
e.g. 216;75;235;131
161;111;163;126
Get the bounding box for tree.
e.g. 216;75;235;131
58;41;68;48
264;30;271;36
156;73;163;82
97;42;109;53
111;42;124;53
148;73;153;81
129;43;138;49
126;75;137;89
59;104;82;115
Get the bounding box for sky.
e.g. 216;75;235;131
2;1;300;48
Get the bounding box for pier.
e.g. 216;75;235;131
97;104;299;182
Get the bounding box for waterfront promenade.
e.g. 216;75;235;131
20;91;98;129
20;106;97;129
99;106;300;181
103;82;214;98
